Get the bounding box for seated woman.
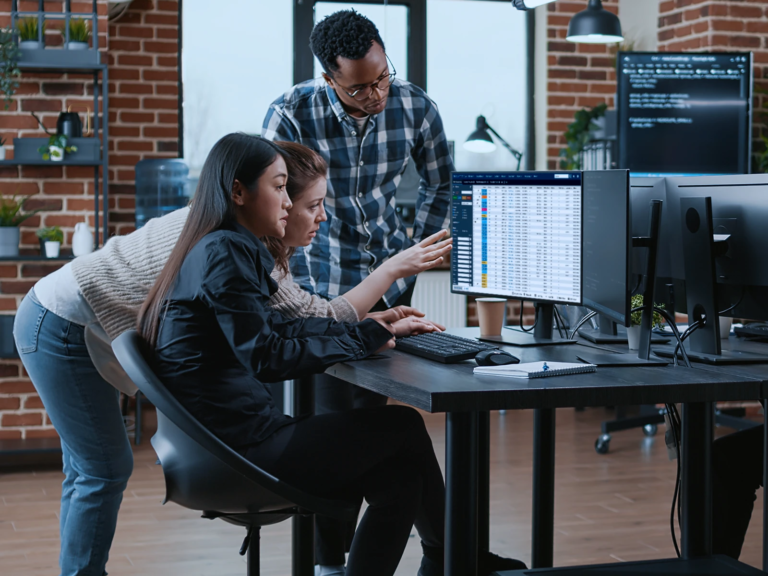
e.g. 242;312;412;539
138;133;524;576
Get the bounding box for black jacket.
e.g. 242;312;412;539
153;222;392;452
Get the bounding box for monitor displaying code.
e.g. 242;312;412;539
617;52;751;176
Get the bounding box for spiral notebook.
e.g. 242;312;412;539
473;361;596;379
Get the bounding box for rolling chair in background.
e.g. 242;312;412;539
111;330;358;576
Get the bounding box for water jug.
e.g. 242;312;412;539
72;222;94;256
135;159;190;228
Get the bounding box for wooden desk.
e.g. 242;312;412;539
326;328;764;576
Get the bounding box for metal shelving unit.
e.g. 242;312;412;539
8;0;109;249
0;1;108;464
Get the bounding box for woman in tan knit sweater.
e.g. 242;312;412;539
12;140;450;576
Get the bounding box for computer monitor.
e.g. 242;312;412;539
450;171;582;346
656;174;768;364
616;52;752;176
574;171;670;366
581;170;631;328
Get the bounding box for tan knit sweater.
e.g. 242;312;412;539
71;207;357;340
269;268;359;323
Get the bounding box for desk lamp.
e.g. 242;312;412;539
464;115;523;171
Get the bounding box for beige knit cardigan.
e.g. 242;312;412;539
70;207;358;342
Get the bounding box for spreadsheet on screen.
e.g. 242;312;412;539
450;172;582;304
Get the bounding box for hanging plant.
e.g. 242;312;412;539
0;27;20;110
559;103;608;171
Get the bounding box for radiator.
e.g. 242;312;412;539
411;270;467;328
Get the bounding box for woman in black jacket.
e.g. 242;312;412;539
137;133;524;576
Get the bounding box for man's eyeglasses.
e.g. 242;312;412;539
338;55;397;101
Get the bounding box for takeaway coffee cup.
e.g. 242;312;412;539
476;298;507;336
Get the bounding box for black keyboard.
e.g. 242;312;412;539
734;323;768;340
395;332;499;363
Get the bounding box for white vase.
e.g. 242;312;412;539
719;316;733;339
627;325;642;350
44;241;60;258
19;40;41;50
49;146;64;161
0;147;5;161
72;222;94;256
0;227;20;257
66;41;89;50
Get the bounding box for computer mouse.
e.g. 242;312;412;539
474;349;520;366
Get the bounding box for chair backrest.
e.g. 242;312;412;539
112;330;357;520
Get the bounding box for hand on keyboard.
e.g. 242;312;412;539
391;317;443;337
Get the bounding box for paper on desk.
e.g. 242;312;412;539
473;361;596;379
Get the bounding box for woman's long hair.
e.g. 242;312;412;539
264;140;328;274
138;133;283;347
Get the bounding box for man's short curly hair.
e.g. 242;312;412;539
310;10;385;76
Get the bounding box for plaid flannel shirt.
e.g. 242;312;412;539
262;78;453;306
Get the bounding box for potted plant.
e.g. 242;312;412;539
36;226;64;258
63;18;89;50
559;103;608;170
17;17;46;50
0;137;5;161
628;294;664;350
38;133;77;161
0;27;20;110
0;193;46;257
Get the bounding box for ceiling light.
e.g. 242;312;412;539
566;0;623;44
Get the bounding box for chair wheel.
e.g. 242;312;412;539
595;434;611;454
643;424;658;436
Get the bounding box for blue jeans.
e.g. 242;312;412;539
14;291;133;576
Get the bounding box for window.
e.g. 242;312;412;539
427;0;528;172
181;1;528;174
181;1;293;173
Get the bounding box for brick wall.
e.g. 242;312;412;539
0;0;179;441
546;0;620;169
657;0;768;169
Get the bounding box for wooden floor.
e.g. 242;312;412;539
0;407;763;576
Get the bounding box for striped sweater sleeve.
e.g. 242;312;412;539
268;268;359;323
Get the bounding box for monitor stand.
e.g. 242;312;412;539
578;315;670;345
577;200;669;367
478;303;577;347
575;350;669;367
652;197;768;366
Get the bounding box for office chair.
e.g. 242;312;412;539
111;330;358;576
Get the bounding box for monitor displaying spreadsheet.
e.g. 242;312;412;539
450;172;583;304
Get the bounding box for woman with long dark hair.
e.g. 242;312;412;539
137;133;522;576
138;133;443;576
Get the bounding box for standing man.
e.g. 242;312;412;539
262;9;453;314
262;10;455;576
